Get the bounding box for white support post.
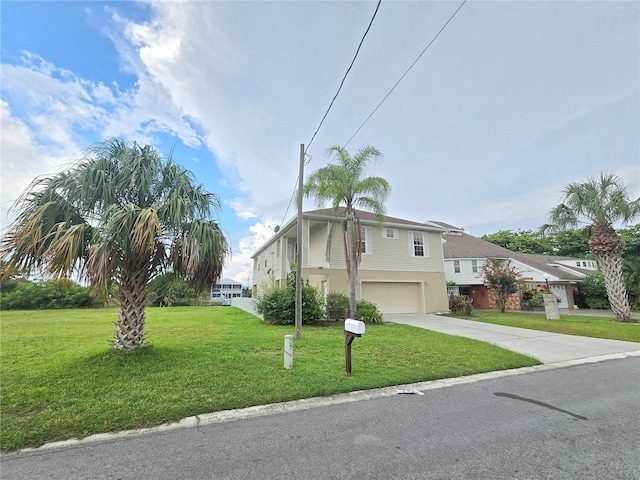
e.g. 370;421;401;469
284;335;293;369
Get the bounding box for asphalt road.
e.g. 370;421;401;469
3;357;639;480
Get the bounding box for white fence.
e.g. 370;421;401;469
231;297;263;319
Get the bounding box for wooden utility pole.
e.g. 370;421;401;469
295;144;304;339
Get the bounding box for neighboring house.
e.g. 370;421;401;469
430;221;597;310
211;278;244;300
251;208;450;314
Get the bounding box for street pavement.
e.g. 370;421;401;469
3;357;639;479
385;313;640;363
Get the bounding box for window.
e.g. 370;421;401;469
360;226;372;254
382;228;398;239
471;260;478;273
582;261;587;266
411;231;425;257
576;262;581;267
454;260;461;273
265;259;268;268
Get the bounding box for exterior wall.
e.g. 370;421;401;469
359;227;444;272
444;258;485;286
303;267;449;314
252;215;449;314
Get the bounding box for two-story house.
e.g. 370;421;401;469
430;221;597;309
251;208;449;314
211;278;244;300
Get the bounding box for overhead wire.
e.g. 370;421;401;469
277;0;382;229
305;0;382;156
343;0;467;148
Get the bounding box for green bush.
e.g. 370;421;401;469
579;272;610;310
585;297;611;310
355;299;383;323
255;286;295;325
449;294;473;316
255;270;323;325
325;292;349;321
1;280;99;310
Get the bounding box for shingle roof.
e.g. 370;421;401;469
429;221;588;281
307;208;444;230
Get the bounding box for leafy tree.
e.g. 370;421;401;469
546;229;591;257
481;229;550;254
481;259;522;313
303;145;390;318
1;138;230;349
148;272;197;307
548;172;639;322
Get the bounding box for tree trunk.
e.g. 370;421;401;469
589;221;634;323
346;210;357;319
595;252;633;322
114;269;149;350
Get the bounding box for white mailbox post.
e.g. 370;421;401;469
344;318;365;375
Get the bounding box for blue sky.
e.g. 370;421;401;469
1;1;638;285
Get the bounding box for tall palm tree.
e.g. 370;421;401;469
549;172;639;322
303;145;390;318
1;138;230;349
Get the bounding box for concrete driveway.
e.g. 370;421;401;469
386;313;640;363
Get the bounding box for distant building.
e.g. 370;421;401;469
211;278;243;300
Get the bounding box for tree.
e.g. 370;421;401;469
1;138;230;349
303;145;390;318
481;229;550;254
548;172;639;322
481;259;522;313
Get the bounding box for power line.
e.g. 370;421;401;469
305;0;382;155
277;1;382;229
343;0;467;148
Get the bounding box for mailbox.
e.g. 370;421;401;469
345;318;365;335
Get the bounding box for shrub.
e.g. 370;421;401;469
355;299;383;324
325;292;350;321
255;270;323;325
255;286;295;325
0;280;99;310
585;297;611;310
579;272;610;310
449;294;473;316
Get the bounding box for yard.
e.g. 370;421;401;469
457;310;640;343
1;306;539;451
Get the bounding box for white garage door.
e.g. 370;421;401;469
361;282;421;314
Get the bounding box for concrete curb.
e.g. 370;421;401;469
9;350;639;456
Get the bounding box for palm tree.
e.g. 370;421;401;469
1;138;230;349
303;145;390;318
548;172;639;322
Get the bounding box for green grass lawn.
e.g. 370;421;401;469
1;306;539;451
454;310;640;342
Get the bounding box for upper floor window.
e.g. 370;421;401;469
576;261;581;267
411;231;425;257
382;228;398;239
454;260;461;273
471;260;478;273
360;226;372;254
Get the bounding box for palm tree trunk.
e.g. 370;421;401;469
589;221;634;323
595;252;633;322
346;211;357;318
114;270;149;350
